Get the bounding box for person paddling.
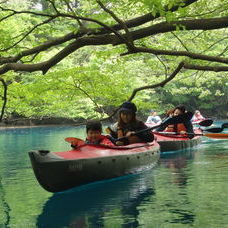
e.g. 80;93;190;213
107;102;154;145
156;105;194;138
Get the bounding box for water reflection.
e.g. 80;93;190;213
37;172;155;228
160;149;195;187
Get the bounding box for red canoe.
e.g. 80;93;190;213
29;142;160;192
154;129;202;152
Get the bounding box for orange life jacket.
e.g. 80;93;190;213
164;123;187;133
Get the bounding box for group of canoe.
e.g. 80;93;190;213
29;102;227;193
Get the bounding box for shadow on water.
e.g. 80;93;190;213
37;171;156;228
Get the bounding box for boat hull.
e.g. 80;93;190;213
154;132;201;152
29;142;160;192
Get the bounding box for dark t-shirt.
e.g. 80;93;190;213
110;120;154;142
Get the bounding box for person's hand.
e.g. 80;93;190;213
71;141;79;147
180;131;186;134
116;141;124;146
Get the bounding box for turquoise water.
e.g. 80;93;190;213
0;124;228;228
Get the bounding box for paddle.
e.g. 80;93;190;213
65;137;85;147
155;131;228;139
203;123;228;133
117;111;194;141
197;119;213;127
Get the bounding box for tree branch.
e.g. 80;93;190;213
0;78;7;121
97;0;135;51
0;17;56;52
0;31;79;65
183;63;228;71
97;0;199;34
72;79;106;118
200;36;228;54
62;0;82;26
0;5;53;19
171;32;189;51
47;0;60;14
128;62;185;101
0;0;199;34
155;55;168;78
0;12;131;63
0;12;227;75
134;46;228;64
118;17;228;44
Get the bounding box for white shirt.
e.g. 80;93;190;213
146;115;162;124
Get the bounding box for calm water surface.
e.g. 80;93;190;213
0;124;228;228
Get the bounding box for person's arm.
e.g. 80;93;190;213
156;111;194;132
116;127;129;145
155;117;169;131
134;122;154;142
106;123;118;138
183;120;194;139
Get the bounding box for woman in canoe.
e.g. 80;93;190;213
107;101;154;146
157;105;194;138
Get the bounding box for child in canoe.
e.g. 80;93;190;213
107;101;154;146
66;120;114;148
85;120;114;145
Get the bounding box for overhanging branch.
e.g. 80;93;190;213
128;61;185;101
183;63;228;71
134;46;228;64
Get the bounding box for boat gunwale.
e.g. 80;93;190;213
30;142;160;162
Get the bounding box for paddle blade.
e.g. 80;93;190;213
222;123;228;129
204;127;223;133
204;133;228;139
65;137;85;146
198;119;213;127
205;122;228;133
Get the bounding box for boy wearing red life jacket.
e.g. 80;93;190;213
85;120;114;146
68;120;114;148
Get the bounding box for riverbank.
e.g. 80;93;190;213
0;117;82;128
0;117;114;129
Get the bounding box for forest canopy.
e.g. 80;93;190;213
0;0;227;123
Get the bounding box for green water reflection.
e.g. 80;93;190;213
0;126;227;227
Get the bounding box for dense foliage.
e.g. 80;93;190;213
0;0;227;122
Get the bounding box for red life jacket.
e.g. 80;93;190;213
99;135;114;146
86;135;114;146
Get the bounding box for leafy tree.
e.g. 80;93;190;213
0;0;228;121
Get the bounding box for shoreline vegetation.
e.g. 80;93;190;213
0;115;227;129
0;117;115;128
0;117;83;128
